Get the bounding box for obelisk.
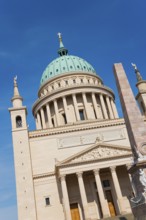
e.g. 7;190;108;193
113;63;146;219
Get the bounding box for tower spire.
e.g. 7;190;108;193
11;76;23;107
57;32;68;56
131;63;143;82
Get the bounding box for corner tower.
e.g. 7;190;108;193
132;64;146;117
9;77;37;220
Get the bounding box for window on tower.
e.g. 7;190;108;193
45;197;50;206
16;116;22;128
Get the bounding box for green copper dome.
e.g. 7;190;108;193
40;34;96;85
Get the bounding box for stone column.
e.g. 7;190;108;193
62;96;69;123
54;99;60;126
77;172;89;220
110;99;119;118
110;166;124;214
92;93;99;119
40;108;46;129
72;94;80;121
46;104;53;128
106;96;114;119
126;164;136;197
93;169;110;218
60;175;72;220
99;94;108;119
82;93;90;120
36;112;42;129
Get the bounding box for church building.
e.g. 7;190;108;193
9;34;146;220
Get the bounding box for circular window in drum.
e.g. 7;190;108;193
84;66;86;69
56;69;59;72
63;67;66;70
50;72;52;75
77;65;80;68
70;66;73;69
45;75;47;78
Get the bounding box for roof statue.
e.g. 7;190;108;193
131;63;143;82
14;75;17;86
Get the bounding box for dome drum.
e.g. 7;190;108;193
38;72;103;98
33;87;118;130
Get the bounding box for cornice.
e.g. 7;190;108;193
56;153;133;169
29;118;125;139
33;171;55;180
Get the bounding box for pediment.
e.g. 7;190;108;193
57;143;132;166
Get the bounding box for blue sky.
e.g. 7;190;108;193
0;0;146;219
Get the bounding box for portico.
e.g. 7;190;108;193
57;143;133;220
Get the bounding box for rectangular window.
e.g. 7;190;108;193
79;110;85;120
45;197;50;206
102;180;110;188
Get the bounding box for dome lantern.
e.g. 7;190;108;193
57;33;68;56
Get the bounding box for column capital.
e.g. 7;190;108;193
76;172;83;178
60;174;66;182
110;166;116;173
126;164;132;170
93;169;100;175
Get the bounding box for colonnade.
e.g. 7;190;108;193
60;166;126;220
35;92;119;129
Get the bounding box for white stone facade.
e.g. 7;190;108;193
9;40;145;220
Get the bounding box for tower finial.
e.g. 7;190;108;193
131;63;143;82
11;76;23;107
57;32;62;41
14;75;17;86
57;32;68;56
57;32;64;48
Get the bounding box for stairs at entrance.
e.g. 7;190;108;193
103;213;134;220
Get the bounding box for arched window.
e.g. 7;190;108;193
16;116;22;128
